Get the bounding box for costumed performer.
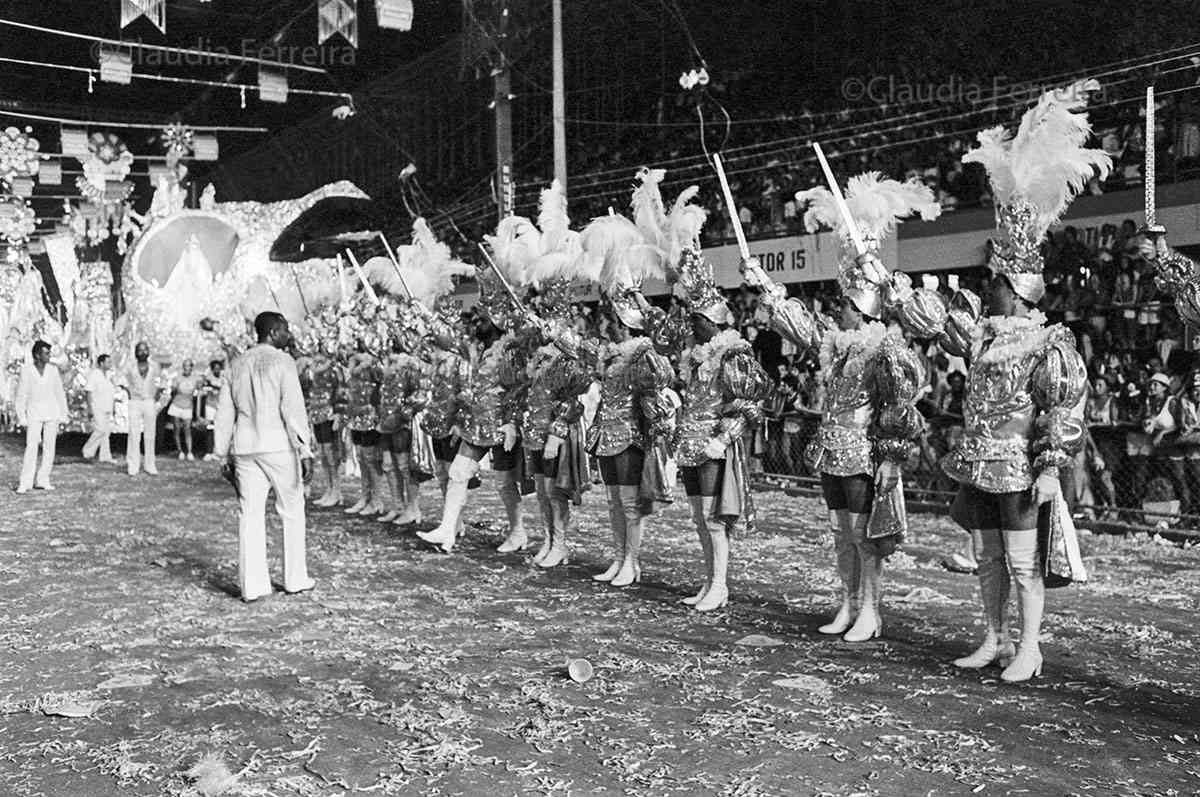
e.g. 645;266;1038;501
940;84;1105;682
744;171;937;641
670;248;771;612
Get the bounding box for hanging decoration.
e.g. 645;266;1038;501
75;131;135;204
98;47;134;84
120;0;166;33
0;195;36;244
318;0;358;47
376;0;413;31
258;68;289;104
161;122;194;158
0;126;41;183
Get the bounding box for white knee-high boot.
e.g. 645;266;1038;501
345;445;371;513
539;488;571;568
611;485;644;587
496;471;528;552
594;486;626;581
844;513;883;642
315;443;342;506
361;447;387;515
394;470;422;525
1000;529;1044;682
531;474;554;564
418;454;477;552
379;456;402;523
435;460;463;535
954;529;1015;668
819;509;860;634
682;495;714;604
694;508;730;612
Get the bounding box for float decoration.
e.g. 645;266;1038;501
0;127;42;184
0;195;37;244
120;180;375;367
161;123;195;158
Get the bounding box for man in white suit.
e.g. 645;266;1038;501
14;340;68;493
122;341;163;476
82;353;117;464
214;311;315;602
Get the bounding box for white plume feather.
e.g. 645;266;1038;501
665;184;707;273
795;173;940;243
964;80;1112;236
631;168;668;249
579;213;662;289
536;179;571;255
404;217;472;307
483;215;540;287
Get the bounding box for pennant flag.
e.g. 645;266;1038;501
121;0;166;33
318;0;358;47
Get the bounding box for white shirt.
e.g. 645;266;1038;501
86;368;115;413
15;362;68;425
214;344;312;459
122;360;162;403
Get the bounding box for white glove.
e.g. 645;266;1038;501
1034;472;1062;505
703;437;727;461
500;422;518;452
543;434;564;461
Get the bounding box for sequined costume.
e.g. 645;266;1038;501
940;313;1088;493
674;329;771;518
422;346;468;442
344;357;382;433
757;287;926;478
521;343;591;452
457;330;537;450
377;353;428;435
580;337;675;457
300;358;341;427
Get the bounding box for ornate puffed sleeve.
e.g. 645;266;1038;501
647;302;691;356
632;346;677;439
938;286;983;360
402;358;430;419
867;334;927;463
760;289;822;354
1030;326;1088;476
716;347;772;444
546;356;592;439
548;326;604;377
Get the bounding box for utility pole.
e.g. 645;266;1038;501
493;0;514;220
551;0;566;190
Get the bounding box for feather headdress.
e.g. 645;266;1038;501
795;172;941;319
963;79;1112;303
795;172;941;246
627;167;707;279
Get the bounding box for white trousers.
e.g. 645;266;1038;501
19;421;57;490
235;450;310;599
82;411;112;461
126;399;158;474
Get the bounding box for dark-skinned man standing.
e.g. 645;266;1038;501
214;312;315;602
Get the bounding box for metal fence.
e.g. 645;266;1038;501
752;416;1200;540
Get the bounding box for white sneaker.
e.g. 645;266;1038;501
15;486;30;494
178;453;185;460
186;453;195;461
145;468;159;476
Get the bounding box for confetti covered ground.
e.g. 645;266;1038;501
1;435;1199;797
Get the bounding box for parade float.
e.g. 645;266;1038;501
0;121;381;431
